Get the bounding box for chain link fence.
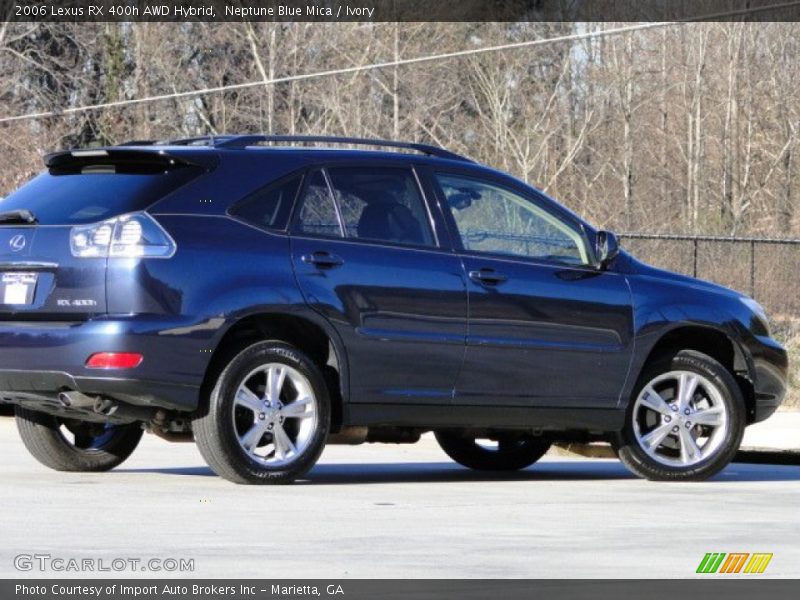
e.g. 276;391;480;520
621;233;800;406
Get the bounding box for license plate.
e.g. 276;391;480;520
1;272;38;305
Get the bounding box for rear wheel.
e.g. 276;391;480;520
193;341;330;484
616;350;745;481
435;431;551;471
15;406;143;472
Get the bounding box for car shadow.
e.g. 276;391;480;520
113;459;800;484
713;461;800;482
113;460;632;482
302;460;636;484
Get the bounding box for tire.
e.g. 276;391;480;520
435;431;551;471
616;349;746;482
15;406;143;472
193;341;330;484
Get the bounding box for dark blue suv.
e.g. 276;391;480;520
0;135;787;484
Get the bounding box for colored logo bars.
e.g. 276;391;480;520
697;553;773;574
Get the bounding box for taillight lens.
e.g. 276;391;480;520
86;352;143;369
71;212;175;258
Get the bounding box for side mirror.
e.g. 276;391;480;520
596;230;620;269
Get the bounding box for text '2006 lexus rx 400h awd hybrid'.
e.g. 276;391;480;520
0;135;787;484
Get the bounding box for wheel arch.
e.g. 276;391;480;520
630;324;757;423
199;311;348;432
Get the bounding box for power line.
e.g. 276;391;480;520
0;21;670;124
1;0;799;125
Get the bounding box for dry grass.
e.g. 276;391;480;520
769;315;800;409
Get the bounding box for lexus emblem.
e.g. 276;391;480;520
9;234;26;252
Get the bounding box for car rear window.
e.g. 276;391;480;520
0;161;203;225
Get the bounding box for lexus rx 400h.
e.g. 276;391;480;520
0;135;787;483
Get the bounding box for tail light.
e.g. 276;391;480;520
70;212;175;258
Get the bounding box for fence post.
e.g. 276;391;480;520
750;240;756;298
693;238;698;278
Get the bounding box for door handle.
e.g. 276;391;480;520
301;251;344;269
469;268;508;285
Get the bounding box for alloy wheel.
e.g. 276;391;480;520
232;363;318;466
632;370;729;467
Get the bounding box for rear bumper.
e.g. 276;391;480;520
0;317;206;412
0;370;197;412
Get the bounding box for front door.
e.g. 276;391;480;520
290;165;467;405
433;171;634;409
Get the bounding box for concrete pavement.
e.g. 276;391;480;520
0;417;798;579
740;410;799;450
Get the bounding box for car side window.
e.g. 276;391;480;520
294;169;343;237
229;175;302;230
326;167;435;248
436;173;589;265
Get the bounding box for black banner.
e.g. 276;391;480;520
2;0;800;23
5;580;800;600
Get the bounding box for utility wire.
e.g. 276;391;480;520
1;0;799;124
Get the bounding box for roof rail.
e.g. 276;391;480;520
117;140;158;146
213;135;470;161
118;136;238;147
117;135;471;162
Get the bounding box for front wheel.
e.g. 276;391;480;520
15;407;143;472
435;431;551;471
616;349;746;481
193;341;330;484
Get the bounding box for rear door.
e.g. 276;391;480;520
0;150;203;318
290;164;467;405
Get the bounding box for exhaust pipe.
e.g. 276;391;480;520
58;391;96;410
57;391;153;422
93;397;116;415
92;397;154;422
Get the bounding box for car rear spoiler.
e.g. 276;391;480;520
43;147;219;171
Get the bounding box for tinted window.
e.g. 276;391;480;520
0;163;202;225
230;175;302;230
294;170;342;237
437;173;589;265
327;167;434;247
